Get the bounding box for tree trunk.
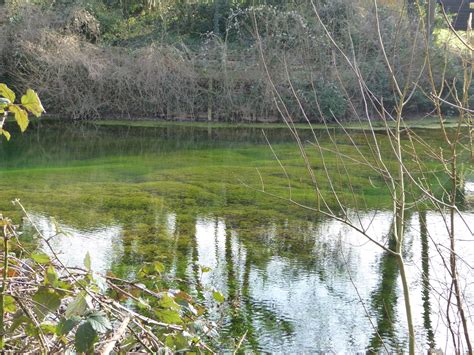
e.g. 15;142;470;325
426;0;436;41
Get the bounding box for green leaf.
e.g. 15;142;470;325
158;294;181;310
8;105;29;132
86;312;112;333
84;252;91;271
31;252;51;264
165;333;189;350
0;84;15;103
45;265;59;287
212;291;225;303
40;323;57;335
66;291;88;318
135;297;151;310
200;265;211;273
4;295;16;313
0;129;10;141
32;287;62;320
153;261;165;273
25;322;39;337
155;309;182;324
56;316;81;336
21;89;45;117
75;322;98;353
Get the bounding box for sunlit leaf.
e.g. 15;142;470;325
40;323;56;335
75;322;98;353
8;105;29;132
0;129;11;141
25;322;39;337
86;312;112;333
21;89;45;117
4;295;16;313
84;252;91;271
158;294;181;310
153;261;165;273
212;291;225;303
32;287;62;320
200;266;211;273
155;309;182;324
0;84;15;103
45;265;59;287
31;252;51;264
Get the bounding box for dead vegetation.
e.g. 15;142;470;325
0;0;467;121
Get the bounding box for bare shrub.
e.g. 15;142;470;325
0;0;466;121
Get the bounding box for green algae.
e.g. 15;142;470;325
0;121;471;353
0;122;464;226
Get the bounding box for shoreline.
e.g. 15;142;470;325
36;115;466;131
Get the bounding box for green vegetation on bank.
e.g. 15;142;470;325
90;117;471;130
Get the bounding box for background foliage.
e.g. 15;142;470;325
0;0;469;121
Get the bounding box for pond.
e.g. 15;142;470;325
0;121;472;353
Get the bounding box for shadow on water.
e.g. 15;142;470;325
367;221;401;354
420;210;436;350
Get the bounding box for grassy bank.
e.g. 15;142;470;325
88;117;469;130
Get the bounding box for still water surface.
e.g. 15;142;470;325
0;122;472;353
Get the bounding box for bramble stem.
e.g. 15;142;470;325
0;230;9;349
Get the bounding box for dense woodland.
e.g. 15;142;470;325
0;0;468;121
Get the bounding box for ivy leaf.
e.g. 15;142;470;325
86;312;112;333
212;291;225;303
32;287;62;320
0;129;11;141
21;89;45;117
31;252;51;264
0;84;15;103
8;105;29;132
83;252;91;271
75;322;98;353
56;316;81;336
66;291;88;318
